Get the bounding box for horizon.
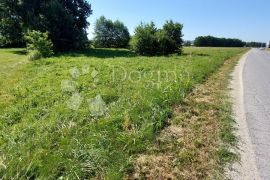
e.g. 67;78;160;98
87;0;270;42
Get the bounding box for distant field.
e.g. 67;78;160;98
0;47;247;179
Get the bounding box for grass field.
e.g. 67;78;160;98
0;47;247;179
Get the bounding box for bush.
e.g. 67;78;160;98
130;22;158;56
131;21;183;56
24;30;54;60
156;30;175;55
93;16;130;48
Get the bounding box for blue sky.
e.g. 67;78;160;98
87;0;270;42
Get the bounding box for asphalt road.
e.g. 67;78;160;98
242;49;270;179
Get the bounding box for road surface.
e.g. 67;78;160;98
231;49;270;180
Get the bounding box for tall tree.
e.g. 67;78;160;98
1;0;92;51
0;0;24;47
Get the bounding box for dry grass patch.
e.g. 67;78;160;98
128;53;247;179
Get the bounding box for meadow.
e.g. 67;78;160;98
0;47;247;179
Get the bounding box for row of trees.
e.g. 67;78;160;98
245;42;266;48
0;0;92;51
194;36;245;47
193;36;267;48
93;19;183;56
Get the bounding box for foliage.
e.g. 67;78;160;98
1;0;92;51
130;22;158;55
0;1;24;47
131;21;183;56
245;41;266;47
25;30;54;60
93;16;130;48
162;20;183;53
0;47;246;179
194;36;244;47
183;40;192;46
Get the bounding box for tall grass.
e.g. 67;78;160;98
0;47;246;179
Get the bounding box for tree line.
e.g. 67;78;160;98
0;0;184;57
245;42;266;48
194;35;266;48
92;17;183;55
194;36;244;47
1;1;266;59
0;0;92;51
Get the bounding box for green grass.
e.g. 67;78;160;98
129;50;247;179
0;47;247;179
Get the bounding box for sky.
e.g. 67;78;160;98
87;0;270;42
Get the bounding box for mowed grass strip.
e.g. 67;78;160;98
129;50;247;179
0;47;247;179
0;49;28;109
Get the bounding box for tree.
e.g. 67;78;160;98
161;20;183;54
130;22;158;56
131;21;183;56
93;16;130;48
1;0;92;51
0;0;24;47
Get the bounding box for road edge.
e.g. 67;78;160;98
228;50;261;180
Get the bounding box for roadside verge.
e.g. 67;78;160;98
127;50;249;179
228;50;260;179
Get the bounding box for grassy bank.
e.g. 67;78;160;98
0;47;247;179
129;50;247;179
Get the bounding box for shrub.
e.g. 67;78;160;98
93;16;130;48
131;21;183;56
24;30;54;60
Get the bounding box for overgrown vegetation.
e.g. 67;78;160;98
93;16;130;48
0;47;246;179
129;48;247;179
130;21;183;55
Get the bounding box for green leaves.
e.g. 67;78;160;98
0;0;92;51
93;16;130;48
25;30;54;60
131;21;183;56
194;36;244;47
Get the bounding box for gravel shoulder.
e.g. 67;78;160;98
228;50;260;180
